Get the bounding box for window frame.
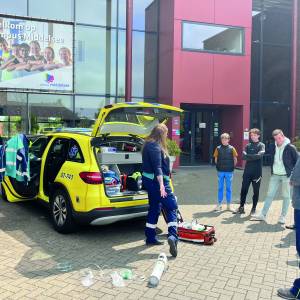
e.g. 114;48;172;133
67;139;84;163
181;21;246;56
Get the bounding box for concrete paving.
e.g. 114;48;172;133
0;166;298;299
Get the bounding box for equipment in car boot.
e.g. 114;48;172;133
126;171;142;191
122;143;137;152
120;173;128;191
102;166;121;196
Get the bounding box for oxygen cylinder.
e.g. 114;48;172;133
148;253;168;288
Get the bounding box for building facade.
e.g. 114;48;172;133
0;0;297;166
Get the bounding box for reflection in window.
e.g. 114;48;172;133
28;94;73;134
0;0;27;16
75;26;108;94
132;31;158;98
75;96;107;128
0;92;27;138
75;26;125;97
262;45;291;104
182;22;244;55
76;0;117;26
29;0;73;21
133;0;158;31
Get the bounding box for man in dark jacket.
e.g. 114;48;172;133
233;128;265;215
253;129;299;224
277;157;300;299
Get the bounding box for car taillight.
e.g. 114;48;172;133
79;172;103;184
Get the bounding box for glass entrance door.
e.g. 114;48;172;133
180;108;220;165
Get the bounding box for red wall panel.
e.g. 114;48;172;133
214;0;252;27
174;0;214;23
213;55;251;105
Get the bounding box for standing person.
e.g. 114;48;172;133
277;157;300;299
213;133;238;212
253;129;298;224
233;128;265;215
142;124;179;258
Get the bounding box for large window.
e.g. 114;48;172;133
0;0;27;16
132;0;158;99
133;0;158;31
0;92;27;138
75;26;125;96
182;22;244;55
28;94;73;134
75;96;107;128
29;0;73;21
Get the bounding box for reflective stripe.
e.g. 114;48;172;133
16;171;29;177
6;162;16;166
146;222;157;229
142;172;170;181
6;148;17;153
167;222;178;227
142;172;154;180
0;168;5;172
254;177;262;183
16;155;22;161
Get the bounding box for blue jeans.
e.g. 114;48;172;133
261;175;291;218
217;172;233;204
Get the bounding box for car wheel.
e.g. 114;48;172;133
50;189;76;234
1;184;8;202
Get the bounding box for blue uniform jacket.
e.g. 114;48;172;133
142;141;170;178
0;145;5;182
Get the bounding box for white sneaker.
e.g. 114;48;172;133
214;205;222;212
278;216;286;224
227;204;232;211
251;213;266;222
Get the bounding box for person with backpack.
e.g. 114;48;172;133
213;133;238;212
253;129;299;224
233;128;265;216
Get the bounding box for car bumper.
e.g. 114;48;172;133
73;205;149;225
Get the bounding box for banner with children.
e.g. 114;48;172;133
0;17;73;91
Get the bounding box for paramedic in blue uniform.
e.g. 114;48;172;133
142;123;178;257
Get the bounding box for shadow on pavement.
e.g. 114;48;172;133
245;222;284;233
221;214;251;224
274;231;295;249
0;199;164;279
193;209;226;219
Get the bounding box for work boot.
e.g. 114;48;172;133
277;288;297;299
168;236;178;258
146;239;164;246
232;206;245;214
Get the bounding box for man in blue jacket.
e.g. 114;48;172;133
278;156;300;299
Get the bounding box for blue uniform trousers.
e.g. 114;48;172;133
290;209;300;298
143;176;178;243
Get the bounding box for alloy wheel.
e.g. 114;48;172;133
53;194;67;227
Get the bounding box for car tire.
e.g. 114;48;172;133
1;184;8;202
50;188;77;234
